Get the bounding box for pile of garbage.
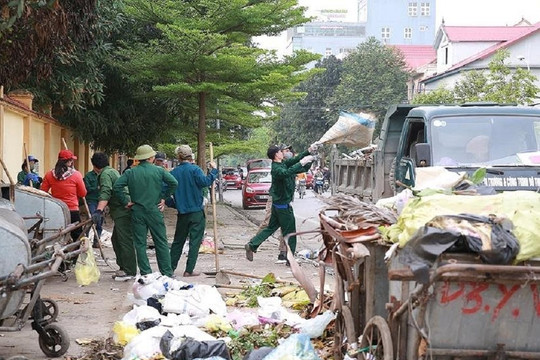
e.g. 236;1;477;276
321;167;540;279
89;272;337;360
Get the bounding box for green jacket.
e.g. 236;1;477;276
113;161;178;212
98;166;130;219
17;170;41;189
83;170;100;203
270;150;312;205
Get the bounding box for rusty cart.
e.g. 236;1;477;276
1;179;91;357
318;211;540;360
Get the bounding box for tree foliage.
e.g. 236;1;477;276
0;0;104;92
328;37;410;121
118;0;320;166
413;49;539;105
273;56;342;152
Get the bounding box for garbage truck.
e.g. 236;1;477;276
330;103;540;202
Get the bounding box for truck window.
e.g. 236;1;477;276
430;115;540;166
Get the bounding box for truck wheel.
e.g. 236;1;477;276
38;324;70;357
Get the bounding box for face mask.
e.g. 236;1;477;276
284;151;293;159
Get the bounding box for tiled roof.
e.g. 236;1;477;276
444;25;534;42
424;22;540;83
392;45;436;69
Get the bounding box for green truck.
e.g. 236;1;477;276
331;104;540;202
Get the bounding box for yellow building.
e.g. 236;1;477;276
0;87;109;184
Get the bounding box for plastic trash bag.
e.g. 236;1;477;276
297;310;336;338
263;334;320;360
113;321;140;346
399;214;520;283
317;111;376;148
74;240;100;286
160;331;231;360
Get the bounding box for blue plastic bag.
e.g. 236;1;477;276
263;334;320;360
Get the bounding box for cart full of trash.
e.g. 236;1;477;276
0;182;91;358
317;187;540;360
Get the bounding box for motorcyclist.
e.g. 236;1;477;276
296;172;307;198
313;167;324;194
322;167;331;192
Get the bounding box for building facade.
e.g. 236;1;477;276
420;23;540;99
363;0;436;45
287;22;366;58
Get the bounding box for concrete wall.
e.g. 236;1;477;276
0;90;93;184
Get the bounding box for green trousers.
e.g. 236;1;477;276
110;213;137;276
170;211;205;274
131;208;173;277
249;205;297;253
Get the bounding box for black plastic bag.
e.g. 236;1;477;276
160;331;231;360
136;319;161;331
399;214;520;283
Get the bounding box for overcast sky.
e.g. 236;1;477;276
256;0;540;51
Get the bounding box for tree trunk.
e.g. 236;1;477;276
197;92;207;171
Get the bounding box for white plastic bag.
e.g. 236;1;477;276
297;310;336;338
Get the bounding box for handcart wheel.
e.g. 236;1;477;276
334;305;358;359
359;316;393;360
38;324;70;357
40;298;59;325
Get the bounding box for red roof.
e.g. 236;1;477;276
443;25;534;42
424;22;540;83
392;45;436;69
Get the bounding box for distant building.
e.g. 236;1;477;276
286;22;366;59
392;45;437;101
419;21;540;98
287;0;436;60
363;0;436;45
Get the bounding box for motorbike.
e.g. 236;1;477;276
323;179;330;193
297;179;306;199
314;176;324;194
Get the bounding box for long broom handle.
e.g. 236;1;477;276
23;143;33;187
209;142;220;272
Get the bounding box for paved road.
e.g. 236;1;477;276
222;187;331;253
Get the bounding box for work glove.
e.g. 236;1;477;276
308;142;321;154
300;155;315;166
91;209;103;225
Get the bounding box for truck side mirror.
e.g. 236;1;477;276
415;143;431;167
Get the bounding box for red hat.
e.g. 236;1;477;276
58;149;77;160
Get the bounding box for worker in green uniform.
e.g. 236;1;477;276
83;165;103;246
89;152;137;282
113;145;178;277
245;144;317;263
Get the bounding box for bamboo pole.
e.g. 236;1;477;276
209;142;220;272
23;143;32;187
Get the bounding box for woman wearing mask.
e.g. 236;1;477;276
41;149;87;242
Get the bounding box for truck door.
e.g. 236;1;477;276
396;118;425;188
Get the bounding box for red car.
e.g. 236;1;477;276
222;168;243;189
306;172;314;189
242;168;272;209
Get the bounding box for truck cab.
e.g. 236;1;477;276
332;104;540;202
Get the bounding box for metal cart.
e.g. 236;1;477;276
1;183;91;357
319;211;540;360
